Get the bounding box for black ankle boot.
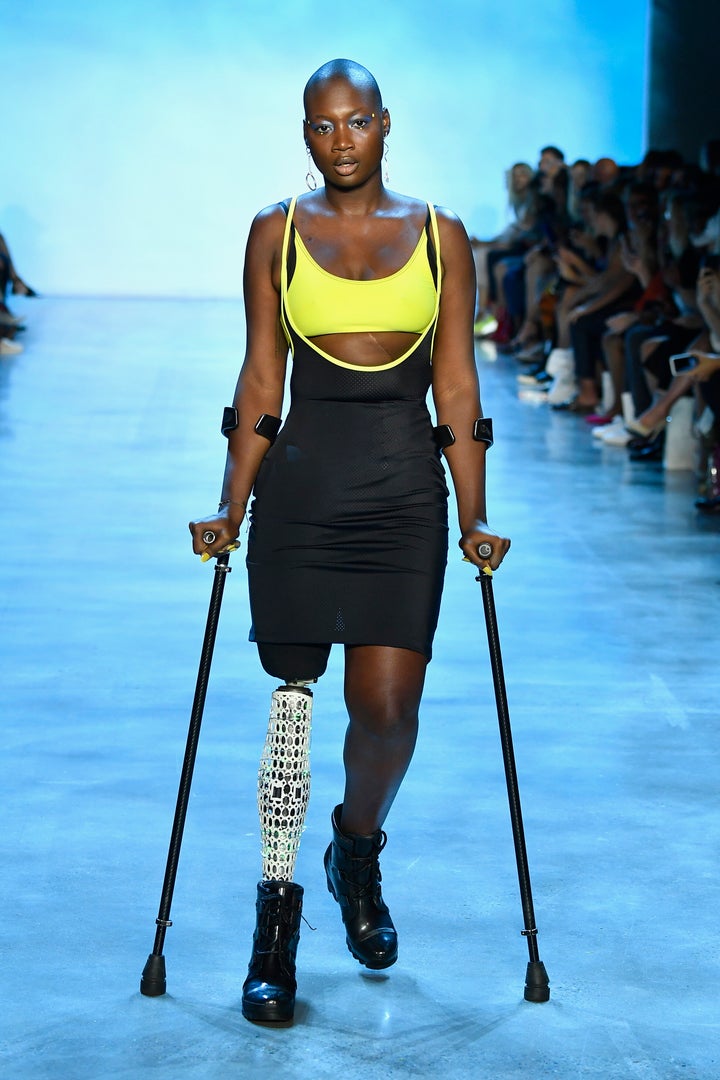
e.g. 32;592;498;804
241;880;303;1023
324;805;398;970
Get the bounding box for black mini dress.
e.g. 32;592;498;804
246;200;449;660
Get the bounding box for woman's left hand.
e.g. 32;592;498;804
459;524;511;570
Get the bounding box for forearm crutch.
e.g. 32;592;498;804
476;542;550;1003
140;544;231;996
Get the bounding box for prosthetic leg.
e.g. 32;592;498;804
241;680;314;1023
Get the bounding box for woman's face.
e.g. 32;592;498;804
510;164;533;193
570;162;590;190
593;210;619;239
304;78;389;189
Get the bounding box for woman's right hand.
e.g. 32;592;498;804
188;508;241;560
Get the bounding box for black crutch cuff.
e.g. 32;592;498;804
473;418;494;446
254;414;282;442
220;408;282;444
221;406;238;437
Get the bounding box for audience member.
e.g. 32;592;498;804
491;140;720;516
0;231;36;357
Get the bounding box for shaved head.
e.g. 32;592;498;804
304;59;383;115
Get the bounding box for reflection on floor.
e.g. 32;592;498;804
1;299;718;1079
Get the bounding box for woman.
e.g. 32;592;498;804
189;59;509;1024
552;191;640;411
470;161;536;338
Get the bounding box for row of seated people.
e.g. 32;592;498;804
471;143;720;514
0;231;36;355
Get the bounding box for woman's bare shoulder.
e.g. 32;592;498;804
245;200;291;267
249;200;290;234
432;204;467;231
431;204;472;256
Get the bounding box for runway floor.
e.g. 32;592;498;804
1;298;719;1079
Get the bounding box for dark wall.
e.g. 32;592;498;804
647;0;720;162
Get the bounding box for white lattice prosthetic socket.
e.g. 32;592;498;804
258;684;313;882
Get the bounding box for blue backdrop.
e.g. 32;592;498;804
1;0;648;297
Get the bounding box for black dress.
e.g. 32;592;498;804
246;203;449;660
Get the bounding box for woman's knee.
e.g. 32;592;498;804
639;335;668;364
344;678;423;740
346;693;420;741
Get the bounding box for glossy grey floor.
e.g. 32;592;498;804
1;299;718;1079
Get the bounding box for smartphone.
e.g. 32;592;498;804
669;353;698;376
702;253;720;271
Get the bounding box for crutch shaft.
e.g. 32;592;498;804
478;569;550;1002
480;573;538;946
140;552;231;996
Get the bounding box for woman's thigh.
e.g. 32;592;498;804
343;645;427;734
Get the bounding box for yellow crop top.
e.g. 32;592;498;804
283;197;440;338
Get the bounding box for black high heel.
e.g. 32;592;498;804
628;429;665;461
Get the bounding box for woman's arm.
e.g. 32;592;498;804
696;267;720;342
431;209;510;570
567;241;636;322
689;351;720;383
189;205;289;557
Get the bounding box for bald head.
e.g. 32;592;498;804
304;59;383;115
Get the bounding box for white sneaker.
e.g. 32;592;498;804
544;347;578;404
592;415;624;440
545;346;574;378
0;337;23;355
599;419;632;446
546;376;579;406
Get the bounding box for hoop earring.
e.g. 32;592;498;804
383;140;390;185
305;147;317;191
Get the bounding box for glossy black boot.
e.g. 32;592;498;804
324;805;398;970
241;880;303;1023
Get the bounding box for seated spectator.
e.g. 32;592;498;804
595;183;664;422
470;162;535;333
494;153;572;350
551;191;640;410
0;231;36;355
638;148;685;192
479;138;720;519
602;247;720;502
593;157;620;189
516;183;605;386
568;159;592;222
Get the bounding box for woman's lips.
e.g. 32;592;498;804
333;160;358;175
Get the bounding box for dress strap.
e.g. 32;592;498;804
279;196;299;347
425;203;442;355
426;204;442;293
